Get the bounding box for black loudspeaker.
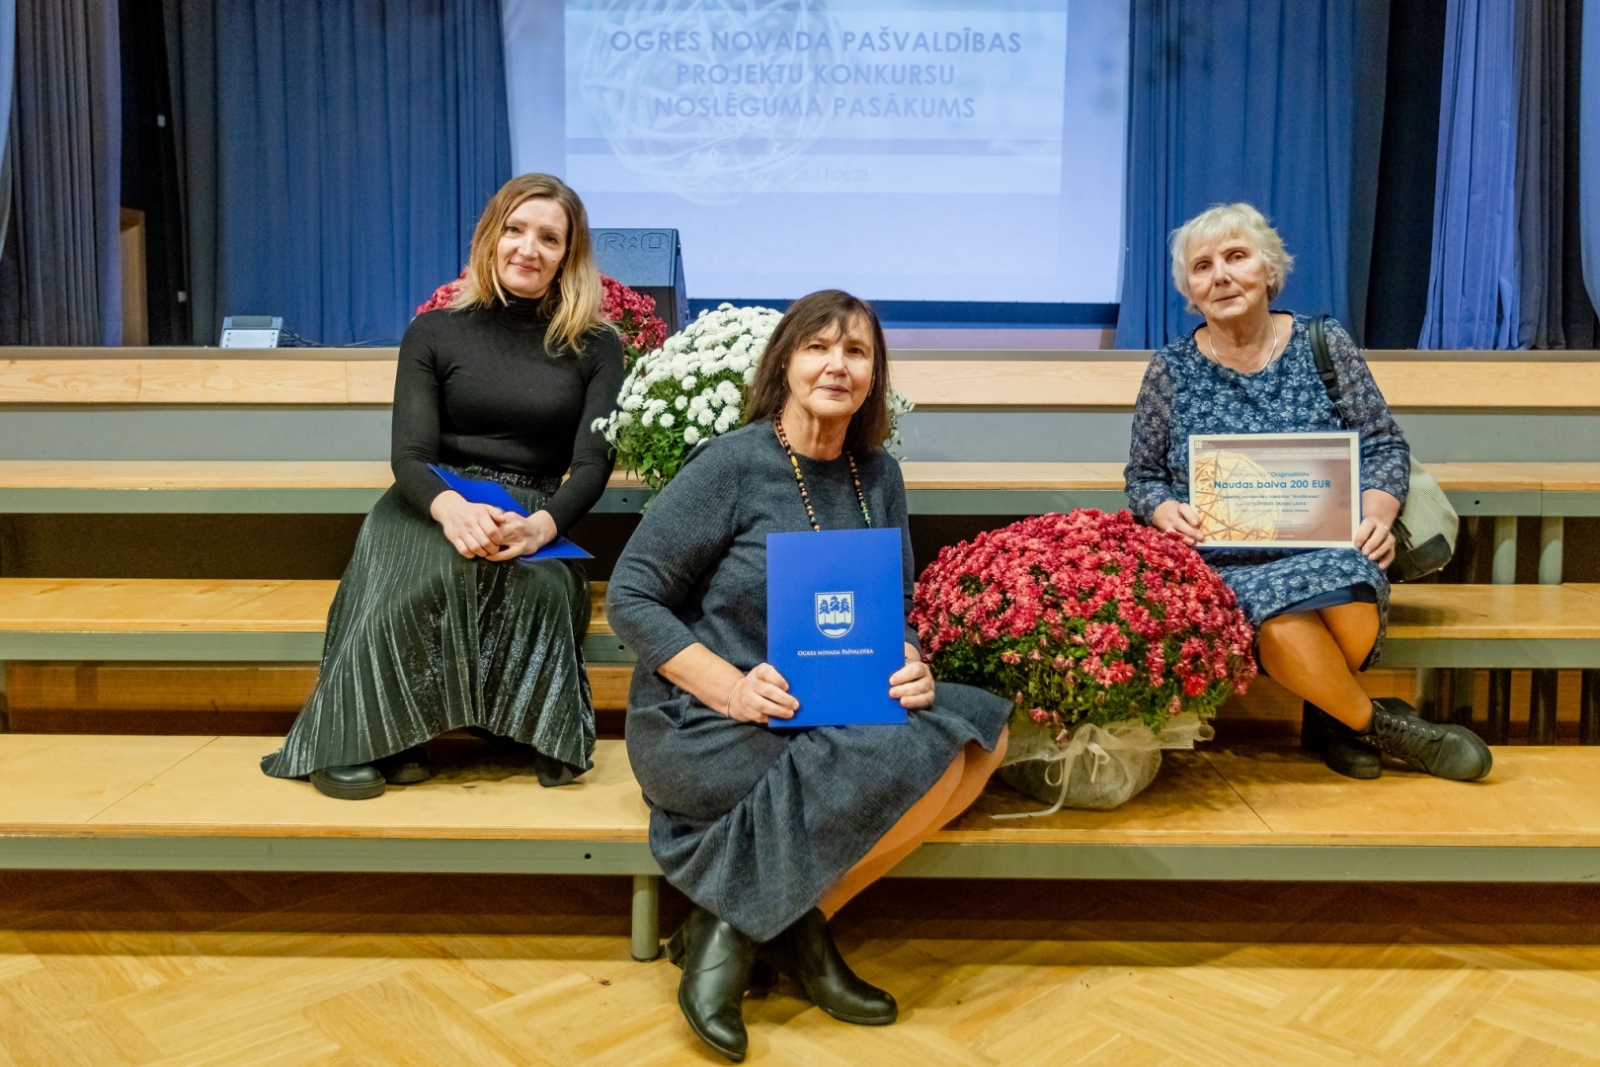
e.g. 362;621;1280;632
590;228;688;334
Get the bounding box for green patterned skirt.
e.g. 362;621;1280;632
260;467;595;780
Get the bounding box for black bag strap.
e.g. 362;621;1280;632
1309;314;1342;405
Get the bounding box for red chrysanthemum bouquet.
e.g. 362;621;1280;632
600;275;668;364
912;510;1256;808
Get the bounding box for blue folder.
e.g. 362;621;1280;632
766;528;908;728
428;465;593;561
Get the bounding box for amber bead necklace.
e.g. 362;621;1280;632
773;417;872;531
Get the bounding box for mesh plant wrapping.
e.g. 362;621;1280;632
911;510;1257;736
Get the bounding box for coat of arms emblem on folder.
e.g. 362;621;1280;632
815;592;855;639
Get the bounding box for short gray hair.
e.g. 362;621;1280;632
1169;203;1295;309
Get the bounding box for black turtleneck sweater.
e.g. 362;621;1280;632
390;297;625;534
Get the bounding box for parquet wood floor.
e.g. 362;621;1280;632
1;873;1597;1066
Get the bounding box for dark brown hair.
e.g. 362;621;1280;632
743;290;891;452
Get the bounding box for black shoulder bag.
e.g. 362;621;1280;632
1308;315;1458;583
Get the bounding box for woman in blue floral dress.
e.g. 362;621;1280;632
1125;203;1490;782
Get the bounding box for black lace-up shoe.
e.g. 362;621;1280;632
1364;698;1493;781
1301;702;1382;780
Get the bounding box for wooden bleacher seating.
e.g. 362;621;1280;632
2;733;1596;962
3;459;1599;517
4;350;1600;962
6;578;1600;666
4;579;1600;741
6;352;1600;407
0;579;630;729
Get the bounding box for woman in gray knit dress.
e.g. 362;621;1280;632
608;290;1010;1062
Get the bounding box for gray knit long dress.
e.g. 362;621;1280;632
608;422;1010;942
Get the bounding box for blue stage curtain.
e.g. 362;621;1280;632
1515;0;1559;349
1418;0;1521;349
169;0;510;346
0;0;15;253
1513;0;1595;349
1583;0;1600;318
1114;0;1391;350
0;0;121;346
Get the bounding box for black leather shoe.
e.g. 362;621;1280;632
761;909;897;1026
1301;702;1381;780
310;764;385;800
376;746;432;785
1364;698;1492;781
666;907;758;1062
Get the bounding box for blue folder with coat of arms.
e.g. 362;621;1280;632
766;528;908;729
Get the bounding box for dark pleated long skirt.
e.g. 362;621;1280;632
260;468;594;780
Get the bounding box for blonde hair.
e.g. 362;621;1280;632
1169;203;1295;310
453;173;610;354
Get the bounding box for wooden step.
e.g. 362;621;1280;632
9;580;1600;667
7;356;1600;409
0;460;1596;516
0;578;629;663
1;735;1598;884
1;662;635;734
4;581;1599;739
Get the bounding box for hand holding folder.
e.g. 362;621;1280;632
428;465;593;562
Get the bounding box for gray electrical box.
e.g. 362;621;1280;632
219;315;283;348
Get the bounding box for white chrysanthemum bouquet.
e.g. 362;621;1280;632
594;303;781;489
595;302;914;490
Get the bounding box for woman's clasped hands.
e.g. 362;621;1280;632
429;490;557;561
724;643;937;725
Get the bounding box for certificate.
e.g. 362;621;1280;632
766;528;908;729
1187;432;1360;548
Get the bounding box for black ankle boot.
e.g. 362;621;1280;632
309;764;385;800
761;909;896;1026
1301;702;1382;780
665;907;759;1062
530;751;576;788
1363;698;1492;781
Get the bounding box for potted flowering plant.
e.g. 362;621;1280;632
594;302;913;491
594;303;782;489
415;273;667;367
599;276;668;366
911;510;1256;810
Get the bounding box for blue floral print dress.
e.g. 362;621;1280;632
1123;314;1410;664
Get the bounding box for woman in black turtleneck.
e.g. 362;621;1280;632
261;174;624;799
